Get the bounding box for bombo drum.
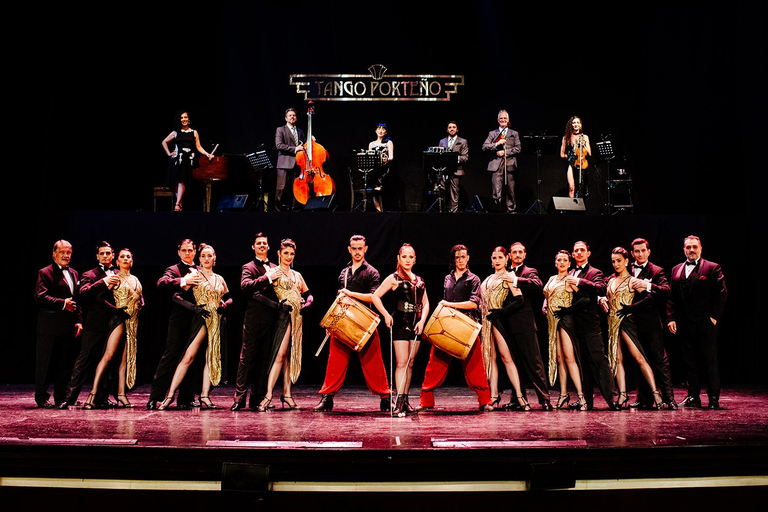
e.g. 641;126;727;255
422;303;481;359
320;294;380;351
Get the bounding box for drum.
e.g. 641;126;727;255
320;294;380;352
422;303;481;359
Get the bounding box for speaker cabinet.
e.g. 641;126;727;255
548;196;586;213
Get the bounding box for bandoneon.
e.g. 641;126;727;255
320;294;380;352
422;303;481;359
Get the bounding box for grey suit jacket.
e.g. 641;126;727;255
438;136;469;176
275;124;305;170
482;128;521;172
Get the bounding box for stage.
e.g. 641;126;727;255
2;384;767;509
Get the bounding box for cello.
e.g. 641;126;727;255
294;102;335;204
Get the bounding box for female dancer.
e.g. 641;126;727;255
159;244;231;410
599;247;664;410
372;243;429;416
543;250;587;410
368;122;394;212
559;116;591;198
255;239;312;412
161;110;215;211
480;246;529;411
84;249;143;409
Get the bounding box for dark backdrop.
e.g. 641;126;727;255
5;2;764;386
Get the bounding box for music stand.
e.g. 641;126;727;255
247;150;273;212
423;149;456;212
595;140;615;215
523;135;556;214
352;150;384;212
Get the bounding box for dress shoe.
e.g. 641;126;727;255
665;400;679;410
707;393;721;410
679;395;702;408
190;399;201;408
176;401;194;410
380;396;391;412
37;401;55;409
478;404;494;412
57;402;69;410
146;400;158;410
540;400;553;411
95;399;116;409
313;394;334;412
230;402;246;411
415;405;434;412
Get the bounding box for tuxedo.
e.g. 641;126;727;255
64;265;117;404
233;258;279;407
482;127;521;212
274;124;306;206
568;263;616;408
438;135;469;212
34;263;81;405
630;261;675;404
503;265;549;404
148;262;201;404
667;258;727;397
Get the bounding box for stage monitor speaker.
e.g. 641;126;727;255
548;196;586;213
304;194;335;211
217;194;249;211
465;194;489;213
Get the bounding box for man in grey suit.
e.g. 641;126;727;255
438;121;469;213
274;107;306;211
482;110;521;213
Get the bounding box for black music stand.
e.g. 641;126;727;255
595;140;615;215
247;150;273;212
423;149;457;212
352;150;384;212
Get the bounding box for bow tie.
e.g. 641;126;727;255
634;263;646;269
575;266;585;271
60;266;70;271
101;265;112;272
686;261;698;266
256;258;269;265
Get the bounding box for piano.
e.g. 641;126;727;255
193;153;258;212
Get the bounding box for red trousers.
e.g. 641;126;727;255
419;340;491;407
317;331;391;397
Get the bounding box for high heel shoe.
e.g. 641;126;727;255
392;395;407;417
200;396;218;409
617;391;630;409
490;395;502;409
116;394;134;408
157;394;175;410
556;393;571;409
570;393;588;411
652;390;664;410
256;396;272;412
516;395;531;411
403;395;417;414
83;393;96;410
280;394;298;410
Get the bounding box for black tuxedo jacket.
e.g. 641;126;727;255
506;265;543;333
35;264;81;335
569;263;606;333
631;261;670;331
241;259;279;325
79;266;117;332
667;258;727;324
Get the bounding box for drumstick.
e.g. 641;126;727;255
315;332;331;357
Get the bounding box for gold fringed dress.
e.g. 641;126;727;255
271;270;305;384
479;274;510;380
543;275;574;387
113;272;142;389
193;270;229;386
606;275;636;375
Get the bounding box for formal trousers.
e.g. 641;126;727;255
318;331;390;397
678;317;720;396
419;339;491;407
490;169;516;212
35;332;77;406
508;329;550;404
578;330;617;408
64;329;111;404
634;326;676;404
149;331;197;404
233;321;273;408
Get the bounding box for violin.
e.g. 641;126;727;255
294;102;335;204
566;136;589;170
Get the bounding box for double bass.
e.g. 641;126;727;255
294;102;335;204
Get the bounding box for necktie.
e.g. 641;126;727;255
448;138;455;151
290;127;297;144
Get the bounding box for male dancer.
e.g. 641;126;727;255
627;238;677;409
314;235;391;412
61;241;121;408
147;239;204;410
231;233;285;411
417;244;492;412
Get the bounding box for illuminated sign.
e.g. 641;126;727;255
289;64;464;102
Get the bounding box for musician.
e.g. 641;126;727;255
161;110;214;211
231;233;284;411
482;110;521;213
627;238;677;410
417;244;492;412
372;244;429;416
499;243;552;410
34;240;82;408
146;239;205;410
368;123;394;212
315;235;392;412
561;241;618;410
274;108;306;211
667;236;727;409
559;116;591;198
61;242;121;409
438;121;469;213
